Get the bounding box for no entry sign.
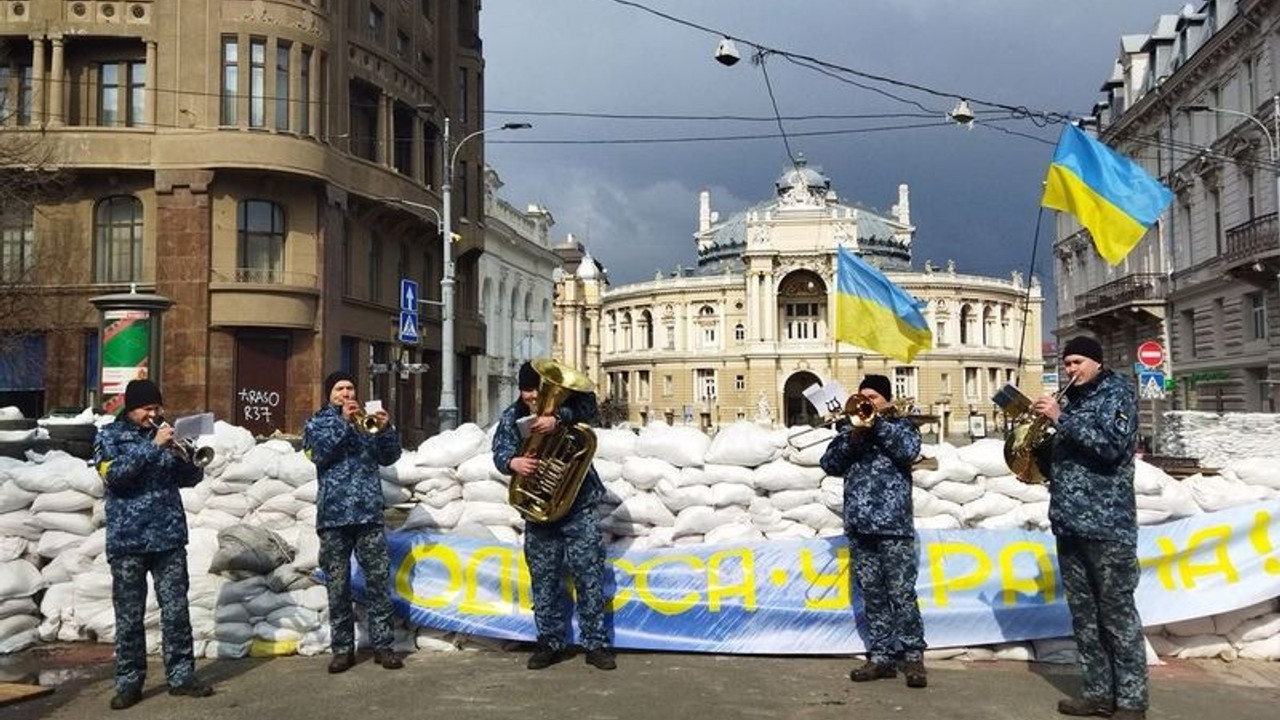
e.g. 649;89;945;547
1137;341;1164;368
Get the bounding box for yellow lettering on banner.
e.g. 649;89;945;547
1178;525;1238;588
609;558;638;611
1138;537;1179;590
927;542;993;607
998;542;1056;605
707;549;756;611
459;546;520;615
800;546;850;610
395;543;462;609
1248;510;1280;574
634;554;704;615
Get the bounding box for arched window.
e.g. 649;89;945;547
959;304;974;345
95;196;143;283
734;323;745;342
640;309;653;349
982;305;996;346
238;199;285;282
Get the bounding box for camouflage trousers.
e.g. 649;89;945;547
849;533;926;666
109;547;196;693
524;499;609;652
1056;535;1148;711
318;523;395;653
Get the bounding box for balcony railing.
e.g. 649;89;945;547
210;268;318;287
1224;212;1278;262
1074;272;1166;318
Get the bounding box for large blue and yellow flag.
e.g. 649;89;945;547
834;246;931;363
1041;124;1174;265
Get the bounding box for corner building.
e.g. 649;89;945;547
554;160;1045;441
0;1;486;444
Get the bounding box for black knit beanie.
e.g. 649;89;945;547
1062;336;1104;365
123;379;163;413
858;374;893;402
518;362;540;391
323;370;355;400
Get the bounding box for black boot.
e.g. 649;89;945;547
527;644;566;670
903;660;927;688
328;650;356;674
168;680;214;697
585;648;617;670
849;660;897;682
1057;697;1114;717
374;649;404;670
109;687;142;711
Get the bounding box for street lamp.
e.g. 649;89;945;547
1181;97;1280;237
437;118;532;430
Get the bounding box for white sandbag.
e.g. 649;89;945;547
214;603;250;625
1211;599;1276;636
672;506;739;538
635;423;710;468
266;606;321;632
763;522;816;540
416;483;463;509
593;458;623;484
602;479;636;505
217;576;271;608
0;482;36;513
1187;474;1271;512
381;480;412;505
1222;456;1280;490
415;629;460;653
415;423;488;468
781;503;842;530
15;450;104;497
30;488;96;514
218;444;281;484
914;514;962;530
611;493;676;527
981;475;1049;503
1136;508;1172;526
1016;501;1050;529
1238;634;1280;660
955;438;1011;478
621;456;679;491
1032;637;1078;664
992;642;1034;661
1229;613;1280;644
188;575;225;611
754;459;824;492
1146;633;1182;657
0;511;41;540
819;476;843;512
274;451;318;487
246;479;296;507
253;621;302;642
256;493;309;517
784;427;835;467
653;479;713;513
0;597;36;620
600;516;648;537
747;497;786;532
0;536;26;562
703;522;764;545
180;484;212;513
411;473;461;494
935;457;981;484
911;487;962;520
0;627;38;654
457;502;520;528
594;428;639;462
486;525;520;545
458;453;505;484
930;480;985;505
379;456;440;486
768;489;823;512
704;422;784;467
297;586;328;613
401;502;464;531
1174;634;1237;660
291;480;318;504
461;480;509;504
1132;460;1171;496
1164;616;1216;637
205;492;254;517
0;560;43;600
27;510;94;536
710;483;757;508
204;639;252;659
961;493;1021;524
298;627;332;656
36;530;87;559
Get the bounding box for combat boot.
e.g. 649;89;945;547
1057;696;1114;717
902;660;927;688
527;643;566;670
1111;709;1145;720
849;660;897;682
169;680;214;697
109;687;142;710
328;650;356;674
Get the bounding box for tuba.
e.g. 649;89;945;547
1002;377;1074;484
508;358;599;523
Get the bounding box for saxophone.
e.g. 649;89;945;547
1002;376;1074;484
508;358;599;523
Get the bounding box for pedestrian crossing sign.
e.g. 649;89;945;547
1138;370;1165;400
399;310;419;344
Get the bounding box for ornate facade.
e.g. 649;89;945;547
554;159;1045;441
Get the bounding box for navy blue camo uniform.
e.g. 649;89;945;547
820;374;928;688
1044;337;1146;719
492;361;615;670
93;379;212;710
302;370;403;673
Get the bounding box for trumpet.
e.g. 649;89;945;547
153;417;215;467
787;396;915;450
350;408;386;434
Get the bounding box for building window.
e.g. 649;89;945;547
665;325;675;350
1182;310;1197;359
18;65;31;126
784;302;819;340
934;319;947;346
369;233;382;302
341;216;352;294
299;48;311;135
1244;56;1256;111
99;63;119;126
94;196;143;283
457;67;468;124
695;369;716;402
367;4;385;43
456;161;468;218
275;42;291;131
221;36;238;125
940;372;951;395
964;367;980;399
0;66;10;122
893;367;917;402
421;0;431;17
249;38;266;128
0;204;33;282
237;200;285;282
637;370;651;401
395;30;409;59
663;374;673;397
1250;293;1267;341
1245;170;1256;220
1210;187;1223;255
735;374;746;391
734;323;745;341
127;62;145;126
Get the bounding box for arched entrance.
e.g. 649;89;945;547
783;371;824;427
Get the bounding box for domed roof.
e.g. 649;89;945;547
774;154;830;196
576;249;599;280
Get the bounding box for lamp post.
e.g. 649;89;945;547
437;118;532;430
1181;96;1280;240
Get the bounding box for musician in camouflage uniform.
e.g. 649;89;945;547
820;374;927;689
492;361;616;671
303;371;403;673
94;379;213;710
1033;336;1146;720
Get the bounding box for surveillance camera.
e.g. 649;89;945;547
715;38;740;67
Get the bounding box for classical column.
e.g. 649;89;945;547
308;49;320;137
30;37;45;127
288;42;301;132
411;115;425;181
145;41;157;128
377;92;391;165
48;37;63;127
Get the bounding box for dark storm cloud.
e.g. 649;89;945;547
480;0;1177;293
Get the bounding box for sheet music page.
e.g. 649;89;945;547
172;412;215;441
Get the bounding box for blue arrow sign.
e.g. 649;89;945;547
399;310;419;344
400;278;419;311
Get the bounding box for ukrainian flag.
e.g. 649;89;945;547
1041;124;1174;266
834;246;932;363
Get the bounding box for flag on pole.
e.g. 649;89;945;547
834;246;932;363
1041;124;1174;265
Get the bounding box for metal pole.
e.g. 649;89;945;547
439;116;458;431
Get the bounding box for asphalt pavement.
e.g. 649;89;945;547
4;644;1279;720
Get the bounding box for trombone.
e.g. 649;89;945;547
786;396;916;450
